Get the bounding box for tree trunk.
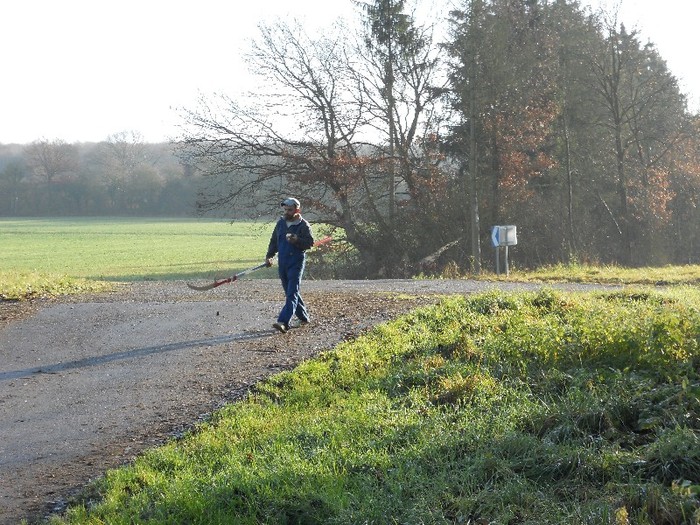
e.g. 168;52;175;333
469;83;481;274
562;114;577;259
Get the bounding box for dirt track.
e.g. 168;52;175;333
0;278;610;524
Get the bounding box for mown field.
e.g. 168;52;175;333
0;217;277;300
2;218;699;524
0;217;274;280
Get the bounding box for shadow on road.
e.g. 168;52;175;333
0;330;276;382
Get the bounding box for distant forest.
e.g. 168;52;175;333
0;133;202;217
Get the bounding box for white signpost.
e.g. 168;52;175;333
491;225;517;276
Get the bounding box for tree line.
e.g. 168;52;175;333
178;0;700;275
0;132;200;217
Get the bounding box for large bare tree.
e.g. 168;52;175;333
177;6;449;276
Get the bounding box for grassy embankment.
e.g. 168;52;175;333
2;218;699;523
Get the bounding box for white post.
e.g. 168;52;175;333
505;245;509;277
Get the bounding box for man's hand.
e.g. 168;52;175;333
265;258;274;267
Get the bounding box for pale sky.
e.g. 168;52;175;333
1;0;697;145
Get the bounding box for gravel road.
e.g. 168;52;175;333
0;278;612;524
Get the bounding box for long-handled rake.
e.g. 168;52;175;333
186;262;269;291
186;235;333;291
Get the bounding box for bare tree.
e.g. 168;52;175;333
96;131;153;210
178;20;389;264
588;20;688;264
25;138;79;213
357;0;448;217
177;5;449;276
25;138;79;185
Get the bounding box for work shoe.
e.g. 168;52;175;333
288;318;310;329
272;322;288;333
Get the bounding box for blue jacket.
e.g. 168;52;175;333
266;216;314;267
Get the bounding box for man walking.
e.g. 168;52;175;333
266;197;314;333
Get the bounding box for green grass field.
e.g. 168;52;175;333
0;217;275;280
0;217;281;299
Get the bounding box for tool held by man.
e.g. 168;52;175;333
186;235;332;292
186;262;269;291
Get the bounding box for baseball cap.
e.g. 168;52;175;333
280;197;301;208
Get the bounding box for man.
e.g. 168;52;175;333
266;197;314;333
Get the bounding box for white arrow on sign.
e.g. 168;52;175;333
491;226;500;247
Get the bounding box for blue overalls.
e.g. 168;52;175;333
266;217;314;326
